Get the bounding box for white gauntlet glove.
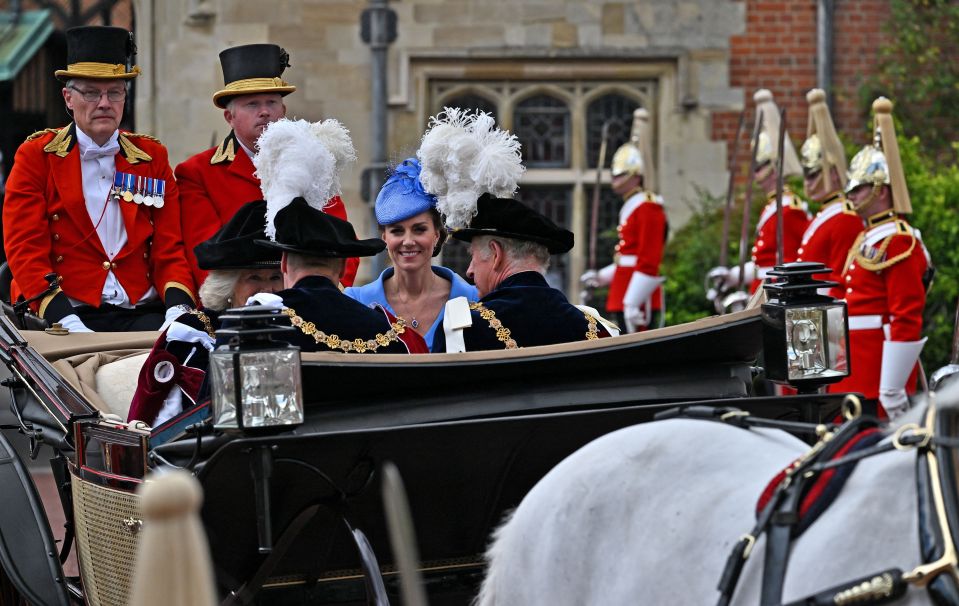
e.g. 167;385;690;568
57;313;93;333
879;338;927;420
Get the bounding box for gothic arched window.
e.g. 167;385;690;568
586;93;641;168
442;93;497;120
514;94;570;168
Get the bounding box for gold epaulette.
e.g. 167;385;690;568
118;133;153;164
841;198;857;215
210;131;239;165
123;132;160;143
852;219;916;272
42;127;73;157
25;128;60;142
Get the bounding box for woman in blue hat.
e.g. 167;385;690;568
345;158;477;351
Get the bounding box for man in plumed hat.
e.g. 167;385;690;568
174;44;358;291
828;97;932;420
795;88;864;298
433;194;613;353
253;197;427;354
3;26;196;332
581;108;667;333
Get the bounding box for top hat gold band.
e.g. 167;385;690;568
223;77;291;92
56;62;141;78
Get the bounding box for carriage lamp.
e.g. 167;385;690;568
209;305;303;433
761;262;850;392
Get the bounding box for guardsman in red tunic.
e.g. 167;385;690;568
828;97;932;419
2;26;196;332
708;90;811;298
795;88;864;298
581;108;666;333
174;44;358;291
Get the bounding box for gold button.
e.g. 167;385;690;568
846;275;852;282
51;214;59;221
146;272;151;278
143;252;148;258
797;248;803;255
57;275;63;283
56;255;63;263
847;287;852;293
53;234;60;241
102;261;110;270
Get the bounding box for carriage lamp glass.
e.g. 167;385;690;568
209;305;303;433
761;262;850;389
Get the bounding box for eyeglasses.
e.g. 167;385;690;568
68;86;126;103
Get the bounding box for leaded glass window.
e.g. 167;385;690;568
586;94;641;169
442;93;497;120
514;95;570;168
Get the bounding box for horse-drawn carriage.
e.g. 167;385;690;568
0;275;874;605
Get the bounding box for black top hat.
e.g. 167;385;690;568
194;200;281;270
213;44;296;108
451;193;574;254
257;198;385;258
55;26;140;81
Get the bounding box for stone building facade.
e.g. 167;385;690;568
130;0;889;290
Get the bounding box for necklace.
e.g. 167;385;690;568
389;272;438;330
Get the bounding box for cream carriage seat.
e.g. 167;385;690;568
24;331;157;420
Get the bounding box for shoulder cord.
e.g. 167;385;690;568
281;306;408;353
468;302;600;349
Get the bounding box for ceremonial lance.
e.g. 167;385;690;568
583;120;611;304
720;110;747;268
738;111;764;293
774;107;787;267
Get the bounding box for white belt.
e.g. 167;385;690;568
617;255;638;267
848;315;883;330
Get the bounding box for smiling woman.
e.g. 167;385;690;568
344;158;478;350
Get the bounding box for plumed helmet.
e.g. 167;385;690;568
610;108;655;189
751;89;802;177
801;88;847;190
846;97;911;214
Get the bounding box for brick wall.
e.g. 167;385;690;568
712;0;891;177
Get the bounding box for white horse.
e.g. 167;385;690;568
475;391;956;605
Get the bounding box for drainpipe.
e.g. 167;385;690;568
817;0;835;108
360;0;397;275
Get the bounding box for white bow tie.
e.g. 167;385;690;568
80;141;120;161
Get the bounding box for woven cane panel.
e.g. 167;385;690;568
71;477;142;606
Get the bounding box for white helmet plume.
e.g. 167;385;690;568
417;107;524;229
253;118;356;240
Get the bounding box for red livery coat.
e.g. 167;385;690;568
606;191;667;314
828;217;930;399
795;195;864;298
3;124;196;311
175;130;358;289
749;191;812;293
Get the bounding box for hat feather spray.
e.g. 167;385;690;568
253;118;356;239
417;107;524;229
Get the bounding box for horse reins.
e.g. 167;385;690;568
662;397;959;606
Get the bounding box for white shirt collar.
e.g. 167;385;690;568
75;126;120;155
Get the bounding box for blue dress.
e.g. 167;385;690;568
345;266;479;352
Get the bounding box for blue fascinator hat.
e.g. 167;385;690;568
375;158;438;226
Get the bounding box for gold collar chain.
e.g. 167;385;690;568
282;307;407;353
468;302;600;349
188;309;216;339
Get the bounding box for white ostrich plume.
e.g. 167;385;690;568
253;118;355;240
417;107;524;229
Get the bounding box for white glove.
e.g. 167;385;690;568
878;338;926;420
623;272;664;308
705;266;730;303
878;388;909;420
581;264;615;288
159;304;192;332
718;262;756;289
624;304;646;331
246;292;287;309
57;313;93;333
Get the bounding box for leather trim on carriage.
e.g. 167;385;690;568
916;404;959;604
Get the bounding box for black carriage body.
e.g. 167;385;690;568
0;308;850;604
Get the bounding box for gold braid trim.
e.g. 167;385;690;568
118;133;153;164
210;136;236;164
188;310;215;339
281;307;407;353
468;303;600;349
26;128;60;142
843;220;917;276
42;127;73;157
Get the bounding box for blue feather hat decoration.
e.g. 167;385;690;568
375;158;438;225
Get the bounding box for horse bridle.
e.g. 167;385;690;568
668;396;959;606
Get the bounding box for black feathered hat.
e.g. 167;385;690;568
451;193;574;254
213;44;296;108
194;200;281;270
256;197;385;258
55;26;139;81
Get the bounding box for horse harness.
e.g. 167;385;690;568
666;398;959;606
